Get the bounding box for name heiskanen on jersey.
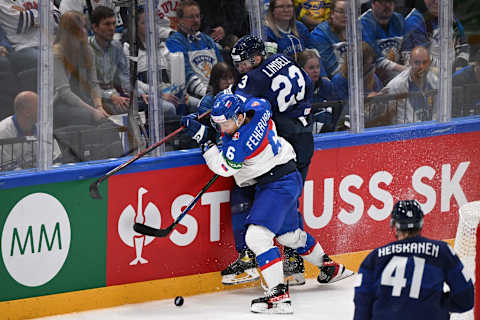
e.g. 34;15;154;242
246;109;271;151
262;56;292;78
378;241;440;258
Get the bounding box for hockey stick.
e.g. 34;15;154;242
133;174;219;237
89;110;211;199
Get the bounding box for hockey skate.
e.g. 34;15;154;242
283;247;305;286
251;283;293;314
317;255;354;284
221;249;260;285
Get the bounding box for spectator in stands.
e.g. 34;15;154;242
156;0;181;39
0;91;60;170
89;6;133;115
59;0;125;35
53;10;109;128
0;24;12;71
297;49;337;133
197;62;235;114
122;7;179;116
331;42;383;129
0;0;60;75
403;0;469;70
379;45;438;124
310;0;347;78
360;0;407;84
453;49;480;87
294;0;332;31
196;0;250;43
166;0;223;100
265;0;312;61
453;49;480;117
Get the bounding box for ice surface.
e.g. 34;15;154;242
37;277;356;320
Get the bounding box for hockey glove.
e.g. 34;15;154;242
180;113;208;144
181;114;211;144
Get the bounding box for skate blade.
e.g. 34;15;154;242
222;268;260;285
319;266;354;284
251;301;293;314
284;273;306;286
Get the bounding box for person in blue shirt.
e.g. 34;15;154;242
265;0;312;62
310;0;347;78
182;93;354;313
354;199;474;320
403;0;469;70
360;0;407;84
166;0;223;99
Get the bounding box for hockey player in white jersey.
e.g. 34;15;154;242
182;93;354;313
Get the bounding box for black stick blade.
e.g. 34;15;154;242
89;180;102;199
133;223;171;238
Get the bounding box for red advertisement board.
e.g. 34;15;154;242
106;132;480;285
106;165;235;286
302;132;480;254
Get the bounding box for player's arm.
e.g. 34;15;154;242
443;244;475;313
353;253;376;320
202;142;242;178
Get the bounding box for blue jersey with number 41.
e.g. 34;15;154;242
353;235;474;320
235;54;313;119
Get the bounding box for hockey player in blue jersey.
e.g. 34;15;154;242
183;93;353;313
231;34;316;285
354;200;474;320
232;35;314;183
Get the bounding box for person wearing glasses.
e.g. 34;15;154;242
166;0;223;101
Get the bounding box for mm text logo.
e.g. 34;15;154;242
1;193;71;287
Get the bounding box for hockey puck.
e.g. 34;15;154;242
174;296;184;306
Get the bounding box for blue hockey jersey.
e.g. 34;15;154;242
203;98;296;187
360;9;405;64
166;31;223;97
310;21;347;78
234;53;313;120
354;235;474;320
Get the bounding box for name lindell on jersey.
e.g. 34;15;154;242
262;56;291;78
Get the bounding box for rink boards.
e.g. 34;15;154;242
0;117;479;319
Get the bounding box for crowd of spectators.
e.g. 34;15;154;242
0;0;479;170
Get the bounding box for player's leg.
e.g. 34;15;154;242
221;185;259;285
276;228;354;284
245;172;303;314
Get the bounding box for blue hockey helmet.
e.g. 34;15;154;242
231;35;266;63
210;93;244;130
390;200;424;231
